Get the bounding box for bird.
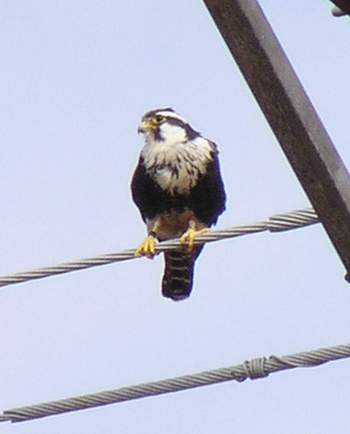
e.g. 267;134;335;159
131;108;226;301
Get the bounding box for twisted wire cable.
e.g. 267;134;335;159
1;342;349;423
0;207;319;289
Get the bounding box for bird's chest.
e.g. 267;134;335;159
142;139;212;195
144;146;203;194
153;160;196;194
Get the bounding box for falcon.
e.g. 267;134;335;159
131;108;226;301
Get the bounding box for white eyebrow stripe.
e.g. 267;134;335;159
156;111;187;123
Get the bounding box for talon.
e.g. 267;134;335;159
180;228;207;253
135;235;157;258
180;228;196;252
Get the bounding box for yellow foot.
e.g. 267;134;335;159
180;228;207;253
135;235;157;258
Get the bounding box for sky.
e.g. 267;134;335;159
0;1;350;433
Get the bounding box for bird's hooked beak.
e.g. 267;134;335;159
137;118;157;134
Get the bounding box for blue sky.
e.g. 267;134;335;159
1;1;350;433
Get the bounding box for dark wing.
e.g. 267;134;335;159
188;150;226;226
131;157;173;222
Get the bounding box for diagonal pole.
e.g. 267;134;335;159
330;0;350;15
203;0;350;280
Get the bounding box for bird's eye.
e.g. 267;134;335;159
155;115;165;123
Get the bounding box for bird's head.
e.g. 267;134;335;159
138;108;199;143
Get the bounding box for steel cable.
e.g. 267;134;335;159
1;342;349;423
0;207;319;289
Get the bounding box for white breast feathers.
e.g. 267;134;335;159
141;135;215;195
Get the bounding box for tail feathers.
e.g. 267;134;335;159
162;246;203;301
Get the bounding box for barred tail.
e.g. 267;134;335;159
161;246;203;301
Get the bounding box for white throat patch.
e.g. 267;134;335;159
158;122;187;144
